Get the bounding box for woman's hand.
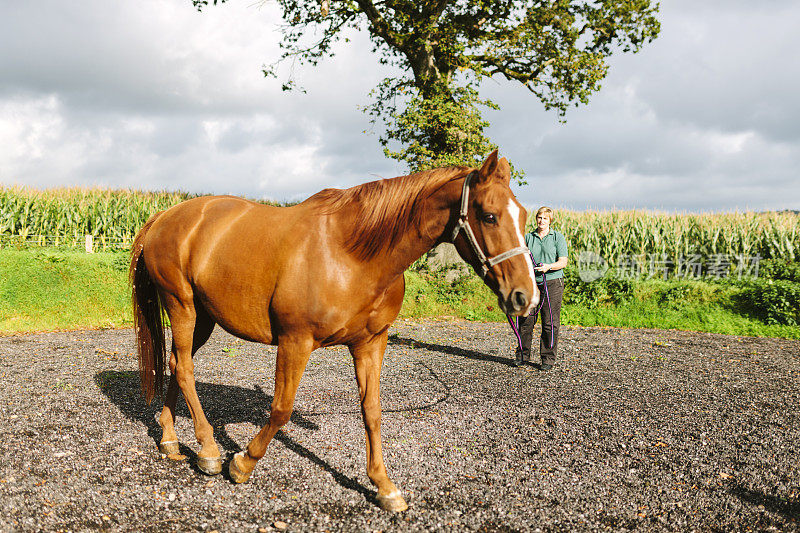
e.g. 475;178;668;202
537;257;569;273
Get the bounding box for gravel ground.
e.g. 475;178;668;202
0;319;798;532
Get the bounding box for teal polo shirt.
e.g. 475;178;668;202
525;229;568;283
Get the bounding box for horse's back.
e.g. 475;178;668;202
145;195;299;255
146;196;264;273
150;195;273;232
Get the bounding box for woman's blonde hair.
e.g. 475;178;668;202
535;206;555;226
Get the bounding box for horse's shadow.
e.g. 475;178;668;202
96;337;505;501
94;371;374;501
388;334;514;366
728;482;800;522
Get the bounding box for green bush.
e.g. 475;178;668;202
401;270;502;321
562;267;634;307
736;279;800;326
759;258;800;283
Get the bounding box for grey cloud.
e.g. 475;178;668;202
618;2;800;143
1;0;798;213
487;0;800;211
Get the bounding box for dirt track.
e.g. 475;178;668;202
0;319;798;532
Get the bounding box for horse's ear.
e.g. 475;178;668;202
475;149;499;183
496;157;511;185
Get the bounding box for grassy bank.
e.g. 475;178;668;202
1;249;797;339
0;250;130;332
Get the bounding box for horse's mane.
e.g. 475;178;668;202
307;166;468;261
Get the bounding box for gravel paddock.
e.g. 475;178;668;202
1;319;798;532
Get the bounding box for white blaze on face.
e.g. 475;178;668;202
507;199;538;314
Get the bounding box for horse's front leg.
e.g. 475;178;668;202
229;336;313;484
350;332;408;512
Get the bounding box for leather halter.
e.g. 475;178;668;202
450;171;530;278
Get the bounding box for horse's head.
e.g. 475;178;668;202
451;150;539;316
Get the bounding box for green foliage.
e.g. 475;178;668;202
561;276;799;338
736;279;800;326
111;250;132;273
562;267;634;307
653;281;721;307
403;266;798;338
759;258;800;283
0;187;191;247
0;187;289;250
402;270;504;321
194;0;661;177
374;82;498;172
562;289;799;339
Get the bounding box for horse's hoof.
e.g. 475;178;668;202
196;456;223;476
376;490;408;512
229;452;251;484
158;440;180;455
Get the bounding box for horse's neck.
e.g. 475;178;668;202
375;178;462;281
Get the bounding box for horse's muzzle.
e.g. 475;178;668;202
500;288;539;316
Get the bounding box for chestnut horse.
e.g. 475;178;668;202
130;150;538;511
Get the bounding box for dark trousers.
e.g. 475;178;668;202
516;277;564;366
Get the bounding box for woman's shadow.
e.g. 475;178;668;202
94;370;374;502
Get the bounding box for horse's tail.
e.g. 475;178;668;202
130;212;166;405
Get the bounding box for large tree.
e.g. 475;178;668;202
194;0;660;177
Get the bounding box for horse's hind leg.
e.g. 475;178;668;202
350;332;408;512
157;304;215;457
160;294;222;475
157;368;181;454
229;337;312;483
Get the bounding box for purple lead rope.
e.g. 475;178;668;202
506;251;555;352
506;314;525;353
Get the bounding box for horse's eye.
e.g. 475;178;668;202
482;213;497;224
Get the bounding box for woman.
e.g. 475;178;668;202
514;206;568;370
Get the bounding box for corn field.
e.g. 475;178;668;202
0;187;193;249
536;209;800;278
2;188;798;270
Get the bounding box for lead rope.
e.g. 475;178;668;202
507;251;555;352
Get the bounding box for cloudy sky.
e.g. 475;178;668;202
1;0;798;212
